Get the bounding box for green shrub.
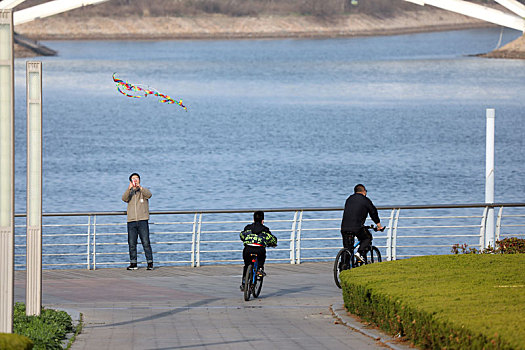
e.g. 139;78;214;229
0;333;33;350
452;237;525;254
341;254;525;349
13;303;73;350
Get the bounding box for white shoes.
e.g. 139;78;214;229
355;252;365;262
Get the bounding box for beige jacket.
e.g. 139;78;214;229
122;187;152;222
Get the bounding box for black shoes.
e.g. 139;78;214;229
127;263;138;270
126;263;154;270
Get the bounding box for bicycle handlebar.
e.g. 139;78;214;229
364;225;386;232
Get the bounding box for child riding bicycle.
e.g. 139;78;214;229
240;211;277;291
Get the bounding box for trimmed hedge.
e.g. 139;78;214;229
0;333;33;350
341;254;525;349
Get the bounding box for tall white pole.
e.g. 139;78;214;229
0;9;15;334
26;61;43;316
485;109;495;249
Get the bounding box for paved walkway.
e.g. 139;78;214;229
14;262;410;350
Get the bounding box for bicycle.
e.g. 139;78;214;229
243;253;264;301
333;225;384;289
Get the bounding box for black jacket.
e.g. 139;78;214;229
340;193;380;233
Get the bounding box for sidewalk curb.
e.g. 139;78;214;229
330;303;414;350
54;307;82;349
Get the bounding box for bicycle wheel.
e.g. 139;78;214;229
244;265;253;301
253;274;264;298
333;248;353;289
366;246;382;264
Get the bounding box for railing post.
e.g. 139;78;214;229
289;211;298;264
295;211;303;264
386;209;395;261
191;213;197;267
392;209;400;261
479;206;488;249
92;215;97;270
196;213;202;267
495;206;503;242
87;215;91;270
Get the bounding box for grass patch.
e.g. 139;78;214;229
14;303;74;350
341;254;525;349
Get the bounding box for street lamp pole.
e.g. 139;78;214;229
0;9;15;333
26;61;43;316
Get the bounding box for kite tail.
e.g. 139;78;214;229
113;73;187;110
178;100;187;111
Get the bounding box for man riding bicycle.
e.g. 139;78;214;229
341;184;384;262
240;211;277;291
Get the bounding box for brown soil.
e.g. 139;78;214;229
12;9;524;59
481;34;525;59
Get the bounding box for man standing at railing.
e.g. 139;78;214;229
122;172;154;270
341;184;383;262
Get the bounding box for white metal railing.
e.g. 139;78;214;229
13;203;525;270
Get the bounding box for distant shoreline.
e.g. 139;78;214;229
13;10;524;59
16;10;490;40
17;19;491;41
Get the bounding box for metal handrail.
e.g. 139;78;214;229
12;202;525;270
13;202;525;218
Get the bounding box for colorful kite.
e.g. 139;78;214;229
112;73;187;111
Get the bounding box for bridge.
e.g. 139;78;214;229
1;0;524;33
2;0;524;56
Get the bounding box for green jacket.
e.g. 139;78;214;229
240;222;277;247
122;187;152;222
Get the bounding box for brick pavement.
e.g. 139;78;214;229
14;262;410;350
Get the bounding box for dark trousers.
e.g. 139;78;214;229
127;220;153;263
341;227;372;255
242;245;266;283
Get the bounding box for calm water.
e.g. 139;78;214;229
13;28;525;214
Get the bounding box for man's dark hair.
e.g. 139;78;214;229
254;211;264;223
129;173;140;181
354;184;366;193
